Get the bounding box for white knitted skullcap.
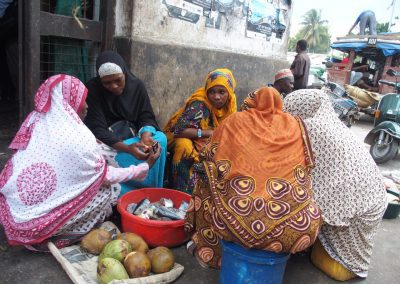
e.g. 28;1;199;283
98;62;123;78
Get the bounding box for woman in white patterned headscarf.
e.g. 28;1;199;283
284;89;387;280
0;74;160;251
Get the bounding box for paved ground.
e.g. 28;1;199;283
1;106;399;283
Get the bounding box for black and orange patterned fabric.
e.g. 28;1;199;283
184;87;322;268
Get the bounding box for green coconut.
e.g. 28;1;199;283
98;239;132;263
97;258;129;284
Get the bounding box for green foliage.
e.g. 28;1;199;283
289;9;331;54
288;33;301;52
377;22;389;33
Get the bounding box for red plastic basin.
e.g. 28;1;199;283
117;188;191;248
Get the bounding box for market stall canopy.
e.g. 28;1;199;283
331;34;400;57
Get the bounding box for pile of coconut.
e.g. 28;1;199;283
81;229;175;284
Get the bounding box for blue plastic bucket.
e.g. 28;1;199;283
220;240;290;284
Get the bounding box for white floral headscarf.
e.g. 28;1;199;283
283;89;386;226
0;74;106;245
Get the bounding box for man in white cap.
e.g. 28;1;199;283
271;69;294;98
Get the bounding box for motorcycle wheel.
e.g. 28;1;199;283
370;138;399;164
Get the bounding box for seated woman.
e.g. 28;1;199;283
164;68;237;192
184;87;322;268
85;51;166;195
0;74;160;250
284;89;387;281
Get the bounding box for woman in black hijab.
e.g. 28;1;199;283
85;51;166;194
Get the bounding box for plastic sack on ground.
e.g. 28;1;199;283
344;84;379;108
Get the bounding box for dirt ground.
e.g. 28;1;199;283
0;105;399;283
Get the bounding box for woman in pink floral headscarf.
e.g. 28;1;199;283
0;74;160;250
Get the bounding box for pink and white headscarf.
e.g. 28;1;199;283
0;74;107;245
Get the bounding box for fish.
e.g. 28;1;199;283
133;198;151;215
126;203;137;214
128;197;190;221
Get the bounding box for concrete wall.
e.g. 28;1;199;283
115;37;288;127
126;1;291;59
113;0;292;127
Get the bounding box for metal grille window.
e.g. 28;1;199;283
20;0;108;117
41;0;98;20
40;36;99;83
38;0;101;83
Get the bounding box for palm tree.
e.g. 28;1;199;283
377;22;389;33
300;9;329;53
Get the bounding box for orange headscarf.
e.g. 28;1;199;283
197;87;318;250
164;68;237;132
213;87;314;179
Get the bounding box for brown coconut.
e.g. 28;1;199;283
80;229;112;255
116;232;149;253
123;251;151;278
147;246;175;274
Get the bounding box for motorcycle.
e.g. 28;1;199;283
365;69;400;164
318;78;359;127
310;61;359;127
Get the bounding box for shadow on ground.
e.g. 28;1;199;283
1;218;399;284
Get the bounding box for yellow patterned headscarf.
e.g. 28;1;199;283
164;68;237;132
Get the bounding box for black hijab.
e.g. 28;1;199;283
85;51;159;146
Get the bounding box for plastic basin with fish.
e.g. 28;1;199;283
117;188;191;248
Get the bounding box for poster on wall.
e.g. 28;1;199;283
161;0;288;40
246;0;287;41
185;0;212;15
274;0;289;40
205;0;249;30
204;0;229;29
162;0;203;24
213;0;234;13
233;0;249;18
274;8;287;39
205;7;222;29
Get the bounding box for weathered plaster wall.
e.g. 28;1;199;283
113;0;292;127
115;0;132;37
127;0;291;59
115;37;288;127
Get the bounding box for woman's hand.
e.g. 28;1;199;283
146;144;161;168
140;132;154;146
128;142;149;160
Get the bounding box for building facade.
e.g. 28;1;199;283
113;0;293;126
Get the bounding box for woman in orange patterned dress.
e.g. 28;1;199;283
184;87;322;268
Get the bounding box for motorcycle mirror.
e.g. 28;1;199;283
386;68;396;77
325;61;334;68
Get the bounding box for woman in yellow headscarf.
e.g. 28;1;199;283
164;68;237;192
